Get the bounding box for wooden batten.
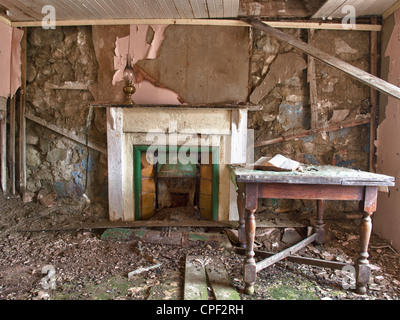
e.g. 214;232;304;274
307;29;318;130
254;118;371;148
0;14;12;26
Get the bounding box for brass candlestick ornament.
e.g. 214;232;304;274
123;54;135;104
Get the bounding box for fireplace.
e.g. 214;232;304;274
133;146;220;221
106;104;248;222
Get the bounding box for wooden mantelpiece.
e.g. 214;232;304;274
91;102;262;111
105;103;250;222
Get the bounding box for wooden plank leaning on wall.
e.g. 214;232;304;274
18;28;27;196
0;27;27;197
369;17;378;173
9;95;15;195
7;28;27;197
0;97;6;194
307;29;318;130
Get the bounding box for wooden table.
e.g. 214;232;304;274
228;165;395;295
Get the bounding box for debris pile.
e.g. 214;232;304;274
0;194;399;300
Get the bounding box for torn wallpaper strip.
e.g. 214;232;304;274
0;23;23;98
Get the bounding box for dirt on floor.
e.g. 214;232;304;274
0;193;399;301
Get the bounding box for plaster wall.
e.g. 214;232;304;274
375;8;400;252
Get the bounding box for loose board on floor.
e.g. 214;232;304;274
205;258;241;300
184;255;241;300
184;255;209;300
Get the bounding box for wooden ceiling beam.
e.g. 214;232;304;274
9;18;381;31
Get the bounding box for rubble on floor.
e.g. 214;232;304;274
0;194;399;300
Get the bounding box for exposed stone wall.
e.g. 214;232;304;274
23;24;372;220
25;26;107;204
249;28;371;216
311;30;370;169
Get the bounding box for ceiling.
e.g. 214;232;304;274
1;0;240;21
312;0;399;20
0;0;399;27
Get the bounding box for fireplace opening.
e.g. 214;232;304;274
155;155;200;220
170;193;189;207
135;146;219;221
156;176;198;209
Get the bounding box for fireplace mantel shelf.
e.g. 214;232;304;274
91;102;261;110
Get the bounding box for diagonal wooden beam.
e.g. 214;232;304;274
0;14;11;26
243;18;400;101
383;0;400;19
25;113;107;155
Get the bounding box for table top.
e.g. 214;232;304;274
228;165;395;187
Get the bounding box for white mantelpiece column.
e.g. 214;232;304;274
106;107;124;221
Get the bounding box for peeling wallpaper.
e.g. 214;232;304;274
0;24;23;98
112;24;181;105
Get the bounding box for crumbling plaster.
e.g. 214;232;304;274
25;26;106;204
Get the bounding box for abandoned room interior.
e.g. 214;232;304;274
0;0;400;302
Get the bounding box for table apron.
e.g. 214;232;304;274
257;183;365;201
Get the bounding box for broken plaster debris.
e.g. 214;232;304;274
128;263;163;279
0;194;399;300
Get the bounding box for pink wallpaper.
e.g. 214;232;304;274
0;23;23;98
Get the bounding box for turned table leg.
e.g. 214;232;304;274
243;183;258;295
356;211;373;294
315;200;325;245
237;185;246;248
356;186;378;294
244;208;256;294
